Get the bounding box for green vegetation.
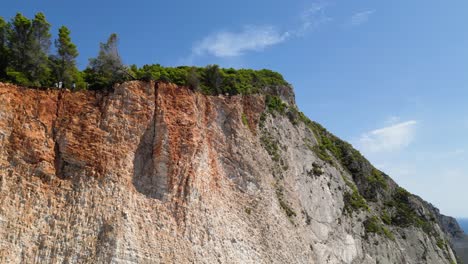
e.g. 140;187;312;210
295;112;368;179
344;191;368;214
297;109;435;235
259;112;267;128
241;113;249;127
381;211;392;225
368;169;388;190
0;12;85;88
261;93;441;244
0;17;9;81
363;168;389;201
86;33;127;90
342;175;369;214
260;132;281;163
130;64;289;95
311;145;334;165
364;216;380;232
311;162;324;176
265;95;287;115
286;109;393;201
276;185;296;219
381;226;395;240
0;13;289;93
364;216;395;240
245;207;252;215
436;238;446;250
263;96;438;240
49;26;83;89
6;13;51;86
385;187;434;234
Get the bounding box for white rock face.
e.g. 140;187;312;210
0;81;459;263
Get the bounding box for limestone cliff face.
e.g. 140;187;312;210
0;81;460;263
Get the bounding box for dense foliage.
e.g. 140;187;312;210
6;13;52;86
0;13;83;88
129;64;289;95
364;216;395;240
86;33;127;90
49;26;83;89
0;13;290;93
0;17;8;80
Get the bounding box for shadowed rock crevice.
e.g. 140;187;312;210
53;91;65;179
133;83;168;200
95;221;117;263
53;138;64;179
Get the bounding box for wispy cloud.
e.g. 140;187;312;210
355;120;418;153
349;10;375;27
188;2;331;60
193;26;289;58
296;2;332;36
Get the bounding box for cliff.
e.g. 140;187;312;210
0;81;462;263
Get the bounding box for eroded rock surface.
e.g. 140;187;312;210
0;81;461;263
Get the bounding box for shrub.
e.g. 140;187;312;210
260;132;281;163
385;187;435;234
342;175;369;213
276;185;296;219
364;216;381;233
382;226;395;240
364;216;395;240
368;168;388;190
241;113;249;127
265;95;287;115
132;64;289;96
311;145;334;165
436;238;445;250
381;211;392;225
245;207;252;215
312;162;324;176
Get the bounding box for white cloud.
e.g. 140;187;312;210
189;2;331;60
349;10;375;26
296;3;332;36
356;120;418;153
384;115;401;125
193;26;289;58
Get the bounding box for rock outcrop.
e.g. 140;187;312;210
0;81;461;263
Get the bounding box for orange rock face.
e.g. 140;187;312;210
0;81;269;263
0;81;459;264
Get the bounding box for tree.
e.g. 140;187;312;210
203;64;223;94
7;13;32;85
52;26;79;88
87;33;126;90
29;12;51;85
0;17;8;80
7;12;51;86
186;67;200;90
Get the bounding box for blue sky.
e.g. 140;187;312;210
3;0;468;218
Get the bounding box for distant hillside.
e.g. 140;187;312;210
458;218;468;233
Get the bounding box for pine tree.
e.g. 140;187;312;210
29;12;51;85
53;26;79;87
7;13;51;86
86;33;126;90
0;17;8;80
186;67;200;90
204;64;223;94
7;13;32;85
